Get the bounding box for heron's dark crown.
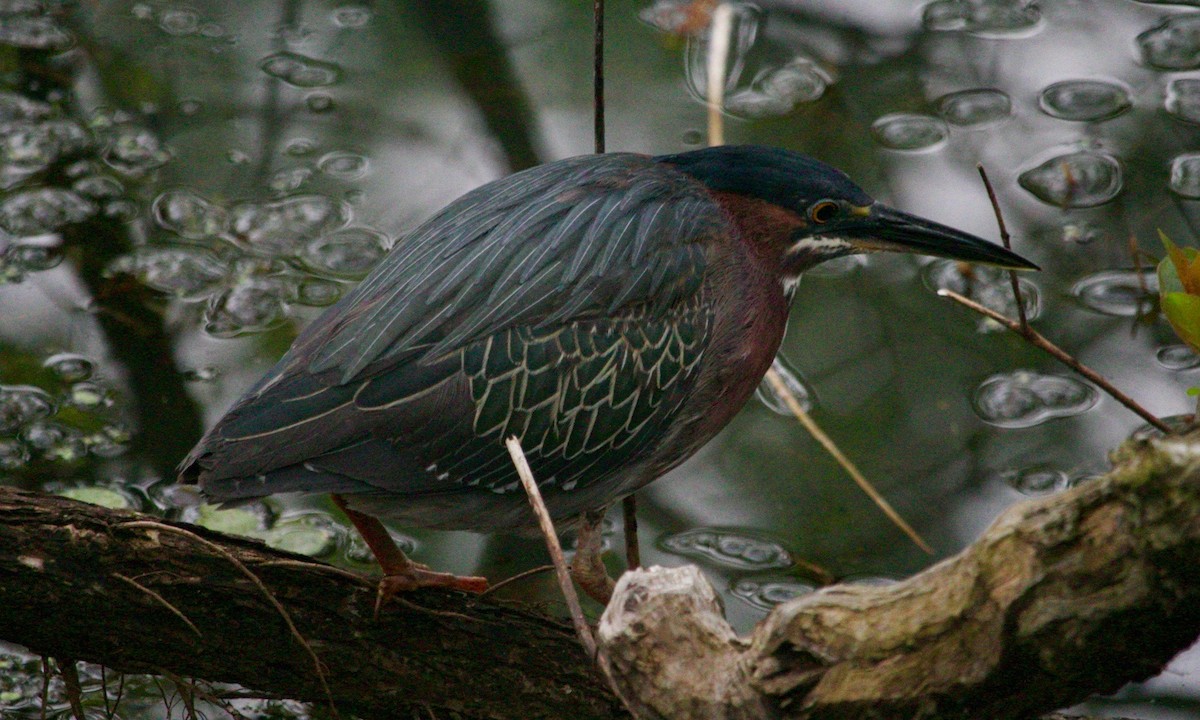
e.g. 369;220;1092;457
654;145;874;214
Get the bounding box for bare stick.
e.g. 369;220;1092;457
478;564;556;598
58;658;85;720
506;436;597;658
938;289;1172;434
976;165;1028;330
706;3;733;146
113;573;202;638
621;496;641;569
764;368;934;554
593;0;605;154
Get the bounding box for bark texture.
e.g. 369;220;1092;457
596;432;1200;719
0;490;623;719
0;432;1197;719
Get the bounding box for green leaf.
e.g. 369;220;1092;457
1161;291;1200;354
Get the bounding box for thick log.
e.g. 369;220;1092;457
0;489;624;719
597;432;1200;719
2;431;1196;719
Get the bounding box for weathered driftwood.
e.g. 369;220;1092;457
597;432;1200;719
0;431;1196;719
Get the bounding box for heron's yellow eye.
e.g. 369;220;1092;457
810;201;838;224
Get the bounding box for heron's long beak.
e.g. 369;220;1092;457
835;203;1039;270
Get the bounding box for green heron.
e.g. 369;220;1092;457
180;145;1035;602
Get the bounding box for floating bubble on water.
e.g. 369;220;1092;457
265;514;339;556
302;227;388;279
72;175;124;199
1138;14;1200;70
7;243;62;273
293;277;343;306
870;113;948;151
318;151;368;180
22;421;87;462
1071;270;1157;317
285;138;317;156
63;381;111;410
204;278;288;337
152;188;228;239
756;356;813;415
1037;80;1131;122
921;0;1042;37
923;259;1041;331
0;118;91;184
109;247;227;298
85;424;131;458
1156;344;1200;370
0;188;96;235
227;149;251;165
722;59;830;119
102;125;170;175
158;6;200;35
936;88;1011;126
260;51;342;88
0;91;51;122
0;13;75;50
269;166;314;194
1170;152;1200;199
0;438;29;469
1001;466;1069;495
230;194;351;256
306;93;335;113
1166;79;1200;124
0;385;54;433
731;576;814;611
1017;151;1123;208
683;4;829;118
1059;222;1106;245
659;528;792;570
43;353;94;382
973;371;1098;428
332;5;372;28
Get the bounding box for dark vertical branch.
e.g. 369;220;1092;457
976;164;1027;330
406;0;542;172
594;0;605;154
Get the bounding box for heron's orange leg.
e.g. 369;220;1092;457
331;494;489;606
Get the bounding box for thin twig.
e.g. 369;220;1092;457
477;564;556;598
57;658;85;720
593;0;605;154
976;164;1027;330
113;572;203;637
39;657;50;720
117;520;338;718
621;496;641;569
938;289;1172;434
764;368;934;554
505;436;597;658
706;3;733;146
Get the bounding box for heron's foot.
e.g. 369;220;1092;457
374;564;489;616
570;509;615;605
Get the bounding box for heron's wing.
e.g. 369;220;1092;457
305;153;721;383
